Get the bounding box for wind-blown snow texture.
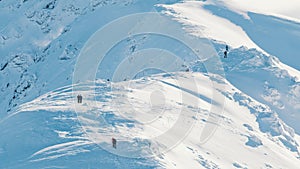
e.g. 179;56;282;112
1;0;300;168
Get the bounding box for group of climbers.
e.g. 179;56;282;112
74;44;230;150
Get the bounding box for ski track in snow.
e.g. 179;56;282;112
29;140;93;162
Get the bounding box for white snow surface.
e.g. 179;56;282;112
1;0;300;168
4;72;300;169
215;0;300;23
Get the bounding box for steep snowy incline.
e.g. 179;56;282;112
159;1;259;50
160;0;300;71
1;0;300;168
160;0;300;134
2;72;300;168
0;0;181;117
1;0;299;130
212;46;300;134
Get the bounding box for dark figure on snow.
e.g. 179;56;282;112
225;45;229;51
112;138;117;149
77;94;83;103
224;50;228;58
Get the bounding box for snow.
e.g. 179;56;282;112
1;0;300;168
2;72;299;168
160;0;300;134
159;1;261;50
161;0;300;71
215;0;300;24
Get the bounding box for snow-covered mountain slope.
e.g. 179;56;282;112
215;47;300;134
1;72;300;168
161;0;300;133
161;0;300;71
1;0;300;168
0;0;179;115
